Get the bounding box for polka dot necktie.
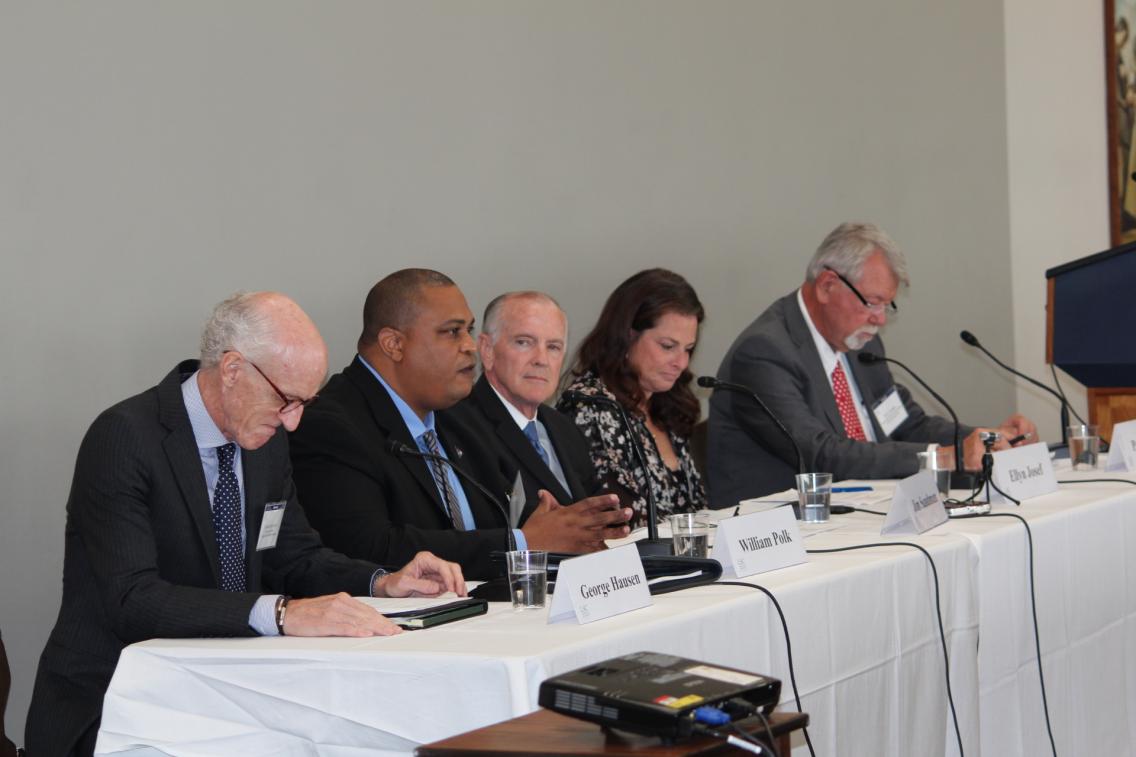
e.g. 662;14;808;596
831;362;868;441
523;421;551;467
212;443;247;592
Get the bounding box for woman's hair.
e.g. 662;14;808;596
568;268;704;437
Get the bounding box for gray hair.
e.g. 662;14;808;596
199;292;276;368
482;291;565;342
805;221;910;286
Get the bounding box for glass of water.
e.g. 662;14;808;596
795;472;833;523
668;513;710;558
505;550;548;610
1066;424;1100;471
916;446;952;499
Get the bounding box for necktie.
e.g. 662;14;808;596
831;362;868;441
419;430;467;530
523;421;551;467
212;443;247;592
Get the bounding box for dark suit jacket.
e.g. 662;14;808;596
707;292;969;504
450;375;601;522
25;361;377;757
289;358;512;580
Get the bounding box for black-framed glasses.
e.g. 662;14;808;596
824;266;898;315
246;359;319;413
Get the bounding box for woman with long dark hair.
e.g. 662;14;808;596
556;268;707;529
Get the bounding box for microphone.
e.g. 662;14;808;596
960;329;1071;446
386;439;516;551
696;376;805;475
560;390;670;556
856;352;967;481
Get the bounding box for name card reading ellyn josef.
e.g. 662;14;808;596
712;507;806;578
548;543;652;624
988;442;1057;504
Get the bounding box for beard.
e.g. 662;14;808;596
844;324;879;351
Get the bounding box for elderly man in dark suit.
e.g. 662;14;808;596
25;292;464;757
452;291;622;526
289;270;630;581
707;221;1037;504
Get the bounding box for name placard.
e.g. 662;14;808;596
1105;419;1136;473
548;544;651;624
882;470;947;535
711;507;806;578
989;442;1058;504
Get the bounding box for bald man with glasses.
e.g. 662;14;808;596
707;221;1036;504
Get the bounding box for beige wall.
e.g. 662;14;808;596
0;1;1103;744
1004;0;1110;439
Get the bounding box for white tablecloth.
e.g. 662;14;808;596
95;472;1136;757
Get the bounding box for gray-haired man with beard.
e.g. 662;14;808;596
707;221;1036;503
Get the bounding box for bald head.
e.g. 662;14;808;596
358;268;456;350
198;292;328;449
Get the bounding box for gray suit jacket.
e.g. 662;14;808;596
26;361;378;757
707;293;967;505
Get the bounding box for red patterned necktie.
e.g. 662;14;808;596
831;362;867;441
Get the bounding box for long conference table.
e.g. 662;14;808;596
94;464;1136;757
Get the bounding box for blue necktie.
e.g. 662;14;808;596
524;421;551;467
212;443;247;592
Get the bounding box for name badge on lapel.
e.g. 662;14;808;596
872;386;909;438
256;500;287;551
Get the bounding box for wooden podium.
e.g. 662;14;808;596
1046;243;1136;441
416;708;809;756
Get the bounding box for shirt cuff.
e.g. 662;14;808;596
249;594;281;636
512;529;528;551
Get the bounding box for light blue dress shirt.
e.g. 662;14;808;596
181;372;279;635
357;355;526;549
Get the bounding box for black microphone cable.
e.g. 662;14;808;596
1056;478;1136;486
711;581;817;757
852;506;1057;757
804;540;965;757
949;511;1058;757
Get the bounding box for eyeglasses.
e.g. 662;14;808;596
245;359;319;413
824;266;898;315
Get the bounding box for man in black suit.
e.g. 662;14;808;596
290;270;629;580
453;292;606;523
25;292;464;757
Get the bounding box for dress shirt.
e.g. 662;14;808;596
796;288;877;441
181;372;278;635
358;356;526;548
488;383;572;497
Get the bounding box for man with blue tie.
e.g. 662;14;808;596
25;292;465;757
453;291;621;528
290;271;630;580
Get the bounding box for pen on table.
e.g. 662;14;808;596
1008;431;1034;446
831;486;873;493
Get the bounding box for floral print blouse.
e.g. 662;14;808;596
556;371;706;529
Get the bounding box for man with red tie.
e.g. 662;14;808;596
707;221;1036;503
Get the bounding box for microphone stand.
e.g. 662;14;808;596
960;330;1071;449
855;352;975;489
560;390;672;556
386;439;517;551
696;376;806;477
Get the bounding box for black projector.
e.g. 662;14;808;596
538;651;781;740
